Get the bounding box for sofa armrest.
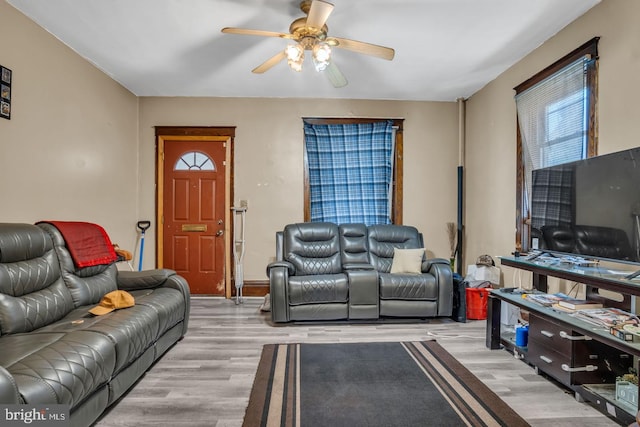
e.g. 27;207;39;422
0;366;20;404
117;269;175;290
266;261;295;276
117;269;191;335
267;261;293;323
421;258;450;273
423;259;454;317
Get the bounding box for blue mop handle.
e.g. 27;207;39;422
136;221;151;271
138;236;145;271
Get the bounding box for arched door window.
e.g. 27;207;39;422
174;151;216;171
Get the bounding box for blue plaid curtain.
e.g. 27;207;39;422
304;121;394;225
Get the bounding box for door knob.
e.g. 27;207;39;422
216;230;224;236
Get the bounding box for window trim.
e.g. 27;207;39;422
514;37;599;251
302;117;404;224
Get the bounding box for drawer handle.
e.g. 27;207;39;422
539;355;553;364
561;364;598;372
559;331;592;341
540;330;555;338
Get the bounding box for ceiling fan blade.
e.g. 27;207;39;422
252;51;287;74
328;37;395;61
325;61;347;88
221;27;293;40
306;0;334;29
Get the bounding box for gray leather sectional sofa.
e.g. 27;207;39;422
267;222;453;323
0;223;190;427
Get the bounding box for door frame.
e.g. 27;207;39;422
155;126;236;299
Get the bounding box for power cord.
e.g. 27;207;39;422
568;281;580;297
512;267;533;291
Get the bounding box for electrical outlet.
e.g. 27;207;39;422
240;199;248;209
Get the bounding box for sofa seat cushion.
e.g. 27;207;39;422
0;331;115;406
14;290;182;375
129;288;185;335
379;273;438;300
288;274;348;305
79;305;160;372
22;304;160;373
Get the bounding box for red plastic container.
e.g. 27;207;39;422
465;287;492;320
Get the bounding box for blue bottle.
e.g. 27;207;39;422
515;325;529;347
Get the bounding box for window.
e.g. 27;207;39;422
514;38;599;251
303;118;404;225
174;151;215;171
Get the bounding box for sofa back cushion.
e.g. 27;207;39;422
541;225;575;254
339;223;369;265
541;224;633;261
0;223;75;335
283;222;342;275
575;225;633;260
38;223;118;307
368;225;424;273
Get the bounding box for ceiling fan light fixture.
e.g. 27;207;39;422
288;55;304;72
312;42;331;71
222;0;394;86
312;56;329;72
285;43;304;62
313;42;331;62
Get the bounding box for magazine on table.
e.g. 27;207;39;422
573;307;640;328
524;292;571;306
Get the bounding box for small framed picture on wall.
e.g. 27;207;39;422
1;65;11;120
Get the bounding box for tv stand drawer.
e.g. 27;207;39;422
527;343;571;385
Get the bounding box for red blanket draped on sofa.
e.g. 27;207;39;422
39;221;118;268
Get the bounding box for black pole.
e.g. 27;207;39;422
456;166;464;275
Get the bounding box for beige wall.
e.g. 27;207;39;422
0;2;139;250
139;98;459;279
17;0;634;287
1;0;460;283
465;0;640;287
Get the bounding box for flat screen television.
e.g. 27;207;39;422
530;146;640;264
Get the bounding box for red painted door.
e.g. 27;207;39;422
163;140;226;295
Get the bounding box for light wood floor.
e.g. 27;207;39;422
95;297;623;427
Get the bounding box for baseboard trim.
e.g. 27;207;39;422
232;280;269;297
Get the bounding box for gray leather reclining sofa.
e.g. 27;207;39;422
268;222;453;323
0;223;190;427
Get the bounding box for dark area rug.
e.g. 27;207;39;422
243;340;529;427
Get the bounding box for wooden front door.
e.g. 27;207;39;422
161;138;227;295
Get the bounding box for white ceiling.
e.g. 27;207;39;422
8;0;600;101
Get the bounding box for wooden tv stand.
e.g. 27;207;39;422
487;255;640;425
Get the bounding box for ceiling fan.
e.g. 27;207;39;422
221;0;395;88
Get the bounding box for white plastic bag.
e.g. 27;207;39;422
465;264;500;287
